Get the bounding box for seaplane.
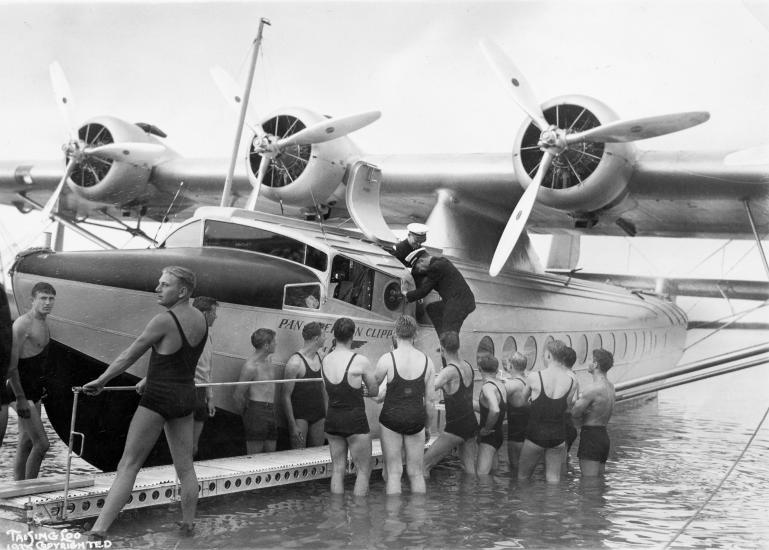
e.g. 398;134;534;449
1;24;768;474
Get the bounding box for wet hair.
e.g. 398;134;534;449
192;296;218;312
564;347;577;369
478;355;499;373
508;352;527;372
439;331;460;353
593;348;614;372
302;322;323;341
332;317;355;343
162;266;196;295
394;315;418;339
545;339;571;365
31;282;56;297
251;328;275;350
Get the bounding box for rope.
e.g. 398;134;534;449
663;401;769;549
73;377;324;393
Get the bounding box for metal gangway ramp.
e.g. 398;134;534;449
0;440;397;527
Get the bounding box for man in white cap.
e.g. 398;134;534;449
392;223;429;266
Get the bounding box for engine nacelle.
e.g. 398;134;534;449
513;95;636;216
245;107;360;208
66;116;169;207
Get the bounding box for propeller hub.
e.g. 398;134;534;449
537;125;568;156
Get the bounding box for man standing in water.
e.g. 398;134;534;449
191;296;218;458
83;266;207;537
0;283;14;448
234;329;281;454
503;352;530;473
7;282;56;480
571;348;616;477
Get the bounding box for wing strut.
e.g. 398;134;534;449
220;17;271;208
743;199;769;281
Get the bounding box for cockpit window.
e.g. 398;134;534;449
162;220;202;248
202;220;328;271
331;255;374;310
284;283;321;310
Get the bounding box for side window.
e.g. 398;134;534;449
284;283;321;310
331;255;374;310
162;220;202;248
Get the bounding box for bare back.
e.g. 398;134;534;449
323;349;367;388
153;304;207;355
529;366;577;403
505;374;530;408
244;356;280;402
575;378;616;426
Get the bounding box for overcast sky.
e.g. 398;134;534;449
0;0;767;318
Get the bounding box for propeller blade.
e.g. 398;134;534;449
489;152;553;277
478;39;549;131
210;66;265;138
724;144;769;166
245;159;268;210
40;159;76;220
565;111;710;144
276;111;381;148
83;142;165;166
49;61;77;140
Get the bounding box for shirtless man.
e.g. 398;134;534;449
234;328;281;454
282;322;327;449
0;283;13;448
518;340;579;483
191;296;218;458
476;355;507;475
422;331;478;476
571;348;616;477
6;282;56;480
503;352;530;473
83;266;207;536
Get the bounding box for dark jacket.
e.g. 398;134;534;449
0;284;12;385
392;239;418;266
405;257;475;305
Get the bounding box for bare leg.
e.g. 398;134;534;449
507;440;523;474
403;430;426;493
263;439;277;452
422;432;463;476
579;458;604;477
0;405;8;447
476;443;496;475
544;444;567;482
165;415;198;528
326;434;349;494
517;439;544;480
380;425;404;495
307;419;326;447
192;421;205;457
15;402;49;480
89;407;165;534
348;433;372;497
460;439;477;474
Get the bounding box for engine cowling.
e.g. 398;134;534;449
512;95;636;216
245;107;360;209
66;115;170;207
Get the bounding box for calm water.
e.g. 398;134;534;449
1;330;768;549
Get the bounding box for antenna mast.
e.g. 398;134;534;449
219;17;271;208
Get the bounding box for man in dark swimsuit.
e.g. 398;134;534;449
423;331;479;476
572;348;616;477
563;347;579;472
321;317;379;496
402;249;476;338
518;339;578;483
282;322;327;449
0;283;13;448
7;282;56;480
503;351;530;473
374;315;436;494
476;355;507;475
84;266;207;537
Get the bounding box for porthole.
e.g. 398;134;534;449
576;334;588;363
629;332;638;358
618;332;628;359
523;336;538;370
563;334;572;348
384;281;404;311
543;335;555;363
642;331;648;353
477;336;495;365
606;333;616;355
592;333;603;355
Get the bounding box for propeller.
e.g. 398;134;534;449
210;66;266;139
40;158;76;220
276;111;381;148
479;39;710;276
84;142;166;166
49;61;77;140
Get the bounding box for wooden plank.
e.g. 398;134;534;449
0;477;94;499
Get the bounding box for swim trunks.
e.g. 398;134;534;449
506;377;530;442
243;400;278;441
565;413;578;452
478;381;505;450
193;387;210;421
443;362;478;440
139;311;207;420
577;425;610;463
525;371;573;449
323;353;370;438
289;353;325;425
379;352;427;436
0;382;13;405
17;346;50;403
